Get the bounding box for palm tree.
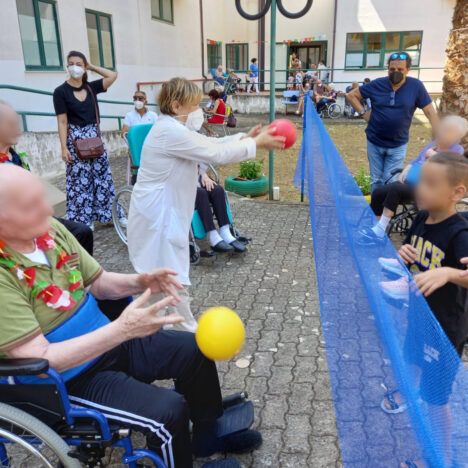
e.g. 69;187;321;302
439;0;467;140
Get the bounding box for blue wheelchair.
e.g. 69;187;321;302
113;124;249;265
0;300;254;467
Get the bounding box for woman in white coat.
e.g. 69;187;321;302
127;78;285;332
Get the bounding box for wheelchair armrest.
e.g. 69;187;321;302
384;168;403;185
0;358;49;376
390;168;403;176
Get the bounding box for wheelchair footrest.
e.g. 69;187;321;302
215;400;254;439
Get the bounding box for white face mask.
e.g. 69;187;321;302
177;108;204;131
134;100;144;110
68;65;85;79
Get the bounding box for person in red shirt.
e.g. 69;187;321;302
202;89;226;136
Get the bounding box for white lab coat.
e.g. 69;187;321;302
127;115;256;285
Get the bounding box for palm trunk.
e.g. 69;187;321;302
439;0;468;141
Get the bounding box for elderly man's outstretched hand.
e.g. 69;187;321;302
138;268;184;303
118;289;185;339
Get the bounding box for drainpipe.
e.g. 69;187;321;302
330;0;338;82
199;0;208;92
258;0;266;91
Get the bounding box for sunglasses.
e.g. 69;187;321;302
133;96;145;101
390;53;408;60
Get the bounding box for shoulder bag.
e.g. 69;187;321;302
67;85;105;159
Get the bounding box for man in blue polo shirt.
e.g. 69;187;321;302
347;52;438;192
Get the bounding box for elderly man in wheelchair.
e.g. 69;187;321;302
0;165;260;468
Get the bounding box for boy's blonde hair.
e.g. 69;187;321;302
440;115;468;141
157;78;202;116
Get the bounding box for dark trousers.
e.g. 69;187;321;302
67;330;223;468
195;185;229;232
370;182;415;216
56;217;94;255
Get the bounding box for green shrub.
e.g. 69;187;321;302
354;167;371;195
239;159;264;180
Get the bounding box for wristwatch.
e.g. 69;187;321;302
359;108;367;117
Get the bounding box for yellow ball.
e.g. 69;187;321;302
196;307;245;361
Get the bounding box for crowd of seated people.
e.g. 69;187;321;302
345;78;372;116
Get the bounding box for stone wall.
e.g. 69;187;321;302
18;131;127;179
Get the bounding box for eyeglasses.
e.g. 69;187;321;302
133;96;145;101
390;53;409;60
390;91;396;106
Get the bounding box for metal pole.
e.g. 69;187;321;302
268;0;276;200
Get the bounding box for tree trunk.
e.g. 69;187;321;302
439;0;467;140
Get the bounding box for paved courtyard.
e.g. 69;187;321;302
82;155;341;467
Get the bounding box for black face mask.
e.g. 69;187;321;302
389;71;404;85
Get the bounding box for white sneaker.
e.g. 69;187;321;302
295;110;300;115
119;217;128;228
354;112;359;117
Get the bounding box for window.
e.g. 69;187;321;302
207;44;222;71
85;10;115;69
226;44;248;71
16;0;62;70
151;0;173;24
345;31;422;69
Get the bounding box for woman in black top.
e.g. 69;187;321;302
53;51;121;229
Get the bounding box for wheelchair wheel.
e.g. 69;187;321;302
386;206;418;237
113;185;133;245
190;242;200;265
327;103;342;119
0;402;81;468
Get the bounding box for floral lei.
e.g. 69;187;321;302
0;233;83;312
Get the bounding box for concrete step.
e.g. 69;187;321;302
44;179;66;218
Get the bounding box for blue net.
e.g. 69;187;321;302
294;95;468;468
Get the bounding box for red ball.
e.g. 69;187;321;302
268;119;297;149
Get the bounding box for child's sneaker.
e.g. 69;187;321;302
378;257;406;278
380;277;409;303
355;227;386;246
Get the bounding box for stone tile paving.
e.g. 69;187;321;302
85;154;341;467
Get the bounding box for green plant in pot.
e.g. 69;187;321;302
225;158;268;196
354;167;371;196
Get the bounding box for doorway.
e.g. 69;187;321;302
290;41;327;69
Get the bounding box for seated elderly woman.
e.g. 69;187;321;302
0;165;261;468
196;168;246;253
359;115;468;244
214;65;226;87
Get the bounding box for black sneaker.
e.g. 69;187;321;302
202;459;240;468
193;428;262;458
221;429;263;454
